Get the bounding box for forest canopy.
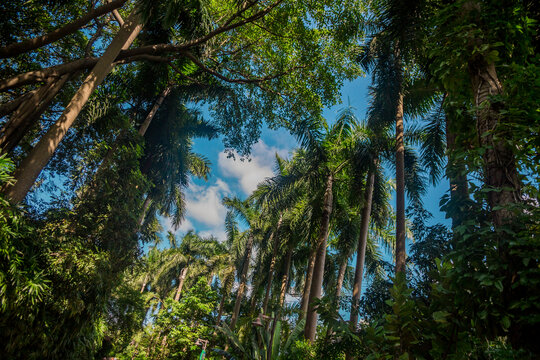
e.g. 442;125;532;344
0;0;538;359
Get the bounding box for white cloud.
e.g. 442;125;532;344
218;141;289;195
199;228;227;242
184;179;230;227
160;216;193;234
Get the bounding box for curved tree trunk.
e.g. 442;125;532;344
0;0;127;59
299;246;316;321
262;213;283;315
305;173;333;343
230;233;254;330
3;9;143;203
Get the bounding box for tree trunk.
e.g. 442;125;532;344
262;214;283;315
349;169;375;329
0;80;54;150
138;86;171;136
137;195;152;227
395;87;406;274
230;233;254;330
299;243;317;321
0;0;127;59
3;9;142;203
279;244;293;309
469;61;520;226
305;174;334;343
216;275;233;327
140;274;148;294
0;74;71;154
0;90;39;118
174;266;189;301
335;257;347;300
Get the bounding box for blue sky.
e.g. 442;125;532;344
160;75;451;242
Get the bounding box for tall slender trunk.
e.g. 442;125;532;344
326;254;348;342
137;195;152;227
138;86;171;136
0;74;71;154
299;246;316;321
174;266;189;301
395;75;406;274
279;244;293;309
216;275;233;327
262;214;283;315
3;9;142;203
98;85;171;174
335;258;347;300
230;233;254;330
305;174;334;343
0;0;128;59
349;169;376;327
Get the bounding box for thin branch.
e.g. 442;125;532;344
0;0;127;59
184;51;294;84
0;0;285;91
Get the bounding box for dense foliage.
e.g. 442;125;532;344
0;0;538;359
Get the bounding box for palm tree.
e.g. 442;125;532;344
261;110;360;342
222;196;261;330
136;94;217;229
359;0;435;275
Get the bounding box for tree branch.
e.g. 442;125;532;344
0;0;285;91
0;0;128;59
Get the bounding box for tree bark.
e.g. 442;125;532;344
174;266;189;301
335;257;347;300
395;87;406;274
299;246;317;321
3;9;143;203
0;0;128;59
349;169;375;330
305;174;334;343
0;80;54;150
140;274;148;294
0;74;71;154
138;86;172;136
469;61;520;226
230;233;254;330
262;213;283;315
279;244;293;308
96;85;171;175
0;91;38;118
137;195;152;227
